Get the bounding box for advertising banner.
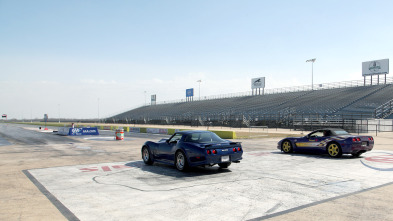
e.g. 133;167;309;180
147;128;160;134
58;127;99;136
251;77;265;89
159;129;168;134
69;127;99;136
129;127;141;133
151;94;157;105
362;59;389;76
186;88;194;97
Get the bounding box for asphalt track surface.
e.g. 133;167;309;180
1;123;393;221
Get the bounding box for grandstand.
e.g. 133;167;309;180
110;78;393;132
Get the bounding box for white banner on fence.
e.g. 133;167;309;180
356;119;393;132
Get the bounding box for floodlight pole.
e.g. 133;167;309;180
98;98;100;123
144;91;147;106
312;62;314;90
58;104;60;123
306;58;316;90
197;80;202;100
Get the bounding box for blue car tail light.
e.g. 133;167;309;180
206;149;218;154
233;147;242;152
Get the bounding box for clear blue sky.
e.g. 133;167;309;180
1;0;392;119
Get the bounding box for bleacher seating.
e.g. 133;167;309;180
112;84;393;124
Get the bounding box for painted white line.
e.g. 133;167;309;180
83;136;115;140
28;151;393;220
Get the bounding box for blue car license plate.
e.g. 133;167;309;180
221;155;229;162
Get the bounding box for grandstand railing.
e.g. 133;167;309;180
375;99;393;118
109;112;393;134
153;76;393;106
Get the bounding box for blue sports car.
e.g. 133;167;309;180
277;128;374;157
141;130;243;171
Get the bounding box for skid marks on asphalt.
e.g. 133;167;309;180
27;150;393;221
0;136;12;146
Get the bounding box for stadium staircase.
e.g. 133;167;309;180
375;99;393;119
242;115;250;127
332;84;390;115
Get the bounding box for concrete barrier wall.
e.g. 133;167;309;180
58;127;70;135
209;130;237;139
133;127;236;139
16;123;236;138
167;129;180;135
55;124;238;139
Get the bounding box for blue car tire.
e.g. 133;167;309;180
351;152;363;158
327;143;342;158
218;162;231;168
282;140;293;153
142;146;154;165
175;150;188;171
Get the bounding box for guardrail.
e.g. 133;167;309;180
375;99;393;118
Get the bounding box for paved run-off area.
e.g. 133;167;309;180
26;150;393;221
2;123;393;221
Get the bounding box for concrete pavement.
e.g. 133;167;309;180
1;123;393;220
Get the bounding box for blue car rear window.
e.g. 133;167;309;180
334;130;349;135
184;132;224;143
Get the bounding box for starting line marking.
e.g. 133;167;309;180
365;155;393;163
27;151;393;221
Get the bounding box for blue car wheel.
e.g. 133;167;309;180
142;146;154;165
327;143;342;158
352;152;364;158
175;151;188;171
282;140;293;153
218;162;231;168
